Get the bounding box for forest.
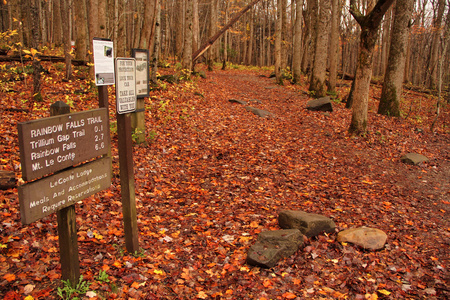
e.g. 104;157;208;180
0;0;449;299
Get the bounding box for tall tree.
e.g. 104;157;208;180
292;0;305;83
309;0;331;97
378;0;414;117
183;0;193;70
30;0;42;101
151;0;161;83
274;0;283;84
61;0;72;80
348;0;395;135
74;0;88;61
428;0;446;89
139;0;158;49
328;0;340;93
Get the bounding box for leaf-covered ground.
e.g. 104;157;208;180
0;61;449;299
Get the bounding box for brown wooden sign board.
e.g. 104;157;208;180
18;108;110;182
19;157;112;224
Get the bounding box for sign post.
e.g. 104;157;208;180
18;101;112;286
131;49;150;144
115;58;139;253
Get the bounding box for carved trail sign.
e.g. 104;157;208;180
18;108;110;181
19;157;111;224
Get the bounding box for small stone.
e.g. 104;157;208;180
246;229;303;268
245;106;272;118
337;227;387;250
278;210;336;237
400;153;428;165
228;99;247;105
306;97;333;112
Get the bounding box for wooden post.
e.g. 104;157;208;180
51;101;80;287
116;112;139;253
131;98;145;144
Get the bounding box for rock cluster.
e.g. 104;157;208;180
247;210;388;268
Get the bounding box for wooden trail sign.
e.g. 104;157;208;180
18;108;110;181
19;157;111;224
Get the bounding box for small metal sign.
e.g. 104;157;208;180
115;58;137;114
131;49;150;98
19;157;112;224
93;38;115;86
18;108;110;181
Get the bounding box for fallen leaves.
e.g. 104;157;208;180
0;64;449;299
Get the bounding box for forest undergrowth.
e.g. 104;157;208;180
0;61;449;299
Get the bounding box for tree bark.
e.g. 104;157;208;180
309;0;331;97
328;0;340;92
274;0;283;85
183;0;193;70
378;0;414;117
74;0;88;61
428;0;446;89
151;0;161;84
292;0;304;83
348;0;396;135
61;0;72;80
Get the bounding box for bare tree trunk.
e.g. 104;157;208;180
53;0;63;46
246;10;254;65
378;0;414;117
139;0;157;49
74;0;88;60
31;0;42;101
193;0;199;53
428;0;446;89
61;0;72;80
151;0;161;84
192;0;262;63
183;0;193;70
328;0;340;93
281;0;288;69
309;0;331;97
98;0;107;38
208;0;218;69
275;0;283;84
293;0;304;83
348;0;395;135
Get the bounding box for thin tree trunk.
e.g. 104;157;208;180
429;0;446;89
74;0;88;60
192;0;262;63
151;0;161;84
293;0;304;83
61;0;72;80
31;0;42;101
378;0;414;117
328;0;340;93
183;0;193;70
274;0;283;84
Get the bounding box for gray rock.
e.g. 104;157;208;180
278;210;336;237
245;106;272;118
228;99;247;105
247;229;303;268
400;153;429;165
337;227;387;250
306;96;333;112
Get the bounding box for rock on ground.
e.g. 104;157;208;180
278;210;336;237
247;229;304;268
337;227;387;250
400;153;429;165
306;97;333;112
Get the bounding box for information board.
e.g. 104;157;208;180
19;157;112;224
131;49;149;98
18;108;110;181
115;58;137;114
93;38;115;86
